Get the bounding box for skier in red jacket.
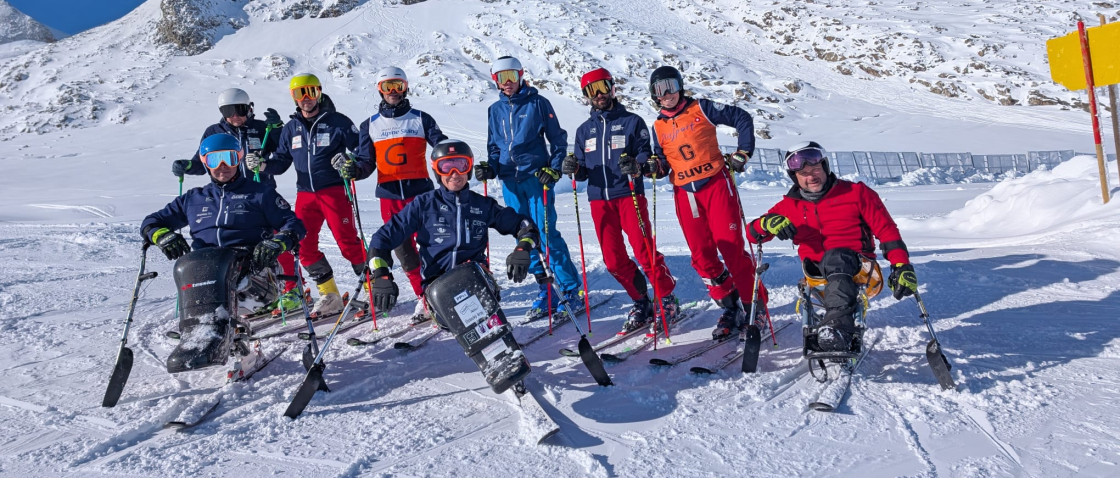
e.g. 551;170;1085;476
747;141;919;352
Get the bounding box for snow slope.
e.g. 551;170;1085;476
1;0;1120;477
0;0;53;44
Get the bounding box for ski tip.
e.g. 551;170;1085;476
808;402;835;412
536;428;561;445
649;358;671;366
393;342;414;350
600;354;621;363
162;421;188;429
558;349;578;357
345;338;363;346
689;367;714;375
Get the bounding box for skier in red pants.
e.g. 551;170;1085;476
646;66;768;340
355;66;447;323
563;68;678;334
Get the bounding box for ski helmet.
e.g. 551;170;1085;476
580;68;614;98
784;141;830;181
289;73;322;104
430;139;475;177
375;66;409;97
649;66;684;102
198;133;243;168
491;56;524;84
217;88;252;118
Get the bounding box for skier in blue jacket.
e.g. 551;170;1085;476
365;139;539;313
476;56;583;321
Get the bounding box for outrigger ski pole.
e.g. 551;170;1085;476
912;291;957;390
102;243;158;407
741;242;768;373
277;249;322;373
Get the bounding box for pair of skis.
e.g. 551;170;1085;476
645;321;793;373
558;301;702;362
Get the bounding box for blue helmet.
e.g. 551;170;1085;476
199;133;242;157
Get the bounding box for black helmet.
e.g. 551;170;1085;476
784;141;830;181
649;66;684;102
430;139;475;176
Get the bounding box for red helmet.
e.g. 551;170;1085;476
580;68;613;89
580;68;614;98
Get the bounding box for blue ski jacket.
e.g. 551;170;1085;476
486;85;568;182
572;101;652;201
183;117;283;189
271;94;366;193
141;173;305;251
367;185;538;289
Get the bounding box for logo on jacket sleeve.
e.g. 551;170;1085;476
276;197;290;210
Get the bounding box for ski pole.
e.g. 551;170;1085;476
288;249;322;367
483;180;490;268
253;125;276;183
728;167;775;346
570;170;594;336
174;177;183;322
648;162;672;345
542;183;553;335
344;178;379;331
742;241;768;374
912;290;957;390
625;171;668;344
102;243;158;407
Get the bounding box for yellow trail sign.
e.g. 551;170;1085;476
1048;21;1120;90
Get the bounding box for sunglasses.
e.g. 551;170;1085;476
204;150;240;168
650;78;681;98
582;79;613;98
290;86;322;102
494;69;521;85
378;79;407;94
433;155;473;177
785;148;826;172
219;104;250;118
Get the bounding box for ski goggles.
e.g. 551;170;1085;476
494;69;521;85
290;85;322;102
219;104;250;118
582;79;613;98
432;155;473;177
203;150;241;168
650;78;682;98
378;79;407;94
785;147;827;172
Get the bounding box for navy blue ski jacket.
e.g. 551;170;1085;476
355;99;447;200
367;185;538;289
651;97;754;193
141;173;305;251
271;94;366;193
183;117;283;189
486;84;568;182
572;101;652;201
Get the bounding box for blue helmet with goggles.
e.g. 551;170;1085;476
784;141;830;181
198;133;243;169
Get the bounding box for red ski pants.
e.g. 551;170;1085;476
278;245;296;292
295;185;367;271
380;197;424;296
672;170;767;304
590;195;676;301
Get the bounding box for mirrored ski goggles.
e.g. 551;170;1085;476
378;79;407;94
290;85;321;101
494;69;521;85
219;104;250;118
203;150;241;168
582;79;613;98
785;148;827;172
650;78;681;98
432;155;473;176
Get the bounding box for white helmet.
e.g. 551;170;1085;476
217;88;251;107
376;66;408;97
491;56;523;80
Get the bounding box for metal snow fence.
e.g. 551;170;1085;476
755;148;785;172
901;152;922;172
869;151;905;180
829;151;857;176
920;153;973;171
1027;150;1066;171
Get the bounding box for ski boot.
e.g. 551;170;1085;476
409;300;431;325
524;275;558;322
271;288;305;316
711;292;745;341
562;288;586;317
309;292;344;319
657;293;681;323
620;296;654;334
815;325;853;353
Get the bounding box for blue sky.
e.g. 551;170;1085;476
9;0;146;36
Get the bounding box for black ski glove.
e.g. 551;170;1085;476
889;263;918;300
726;150;751;173
172;159;193;177
369;267;399;312
644;154;665;178
506;239;535;283
760;214;797;241
561;153;580;176
251;237;285;273
149;227;190;260
475;161;496;181
263;108;283;129
535;167;561;186
618;153;641;177
331;152;360;180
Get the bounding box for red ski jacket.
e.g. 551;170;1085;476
748;177;910;265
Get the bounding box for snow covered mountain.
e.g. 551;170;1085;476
0;0;1112;152
0;0;54;44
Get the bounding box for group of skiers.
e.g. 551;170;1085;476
143;56;922;376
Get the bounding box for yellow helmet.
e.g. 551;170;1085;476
289;73;322;103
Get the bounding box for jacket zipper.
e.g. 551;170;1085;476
216;186;226;247
308;113;327;192
452;195;462;265
506;97;514;176
600;115;610;201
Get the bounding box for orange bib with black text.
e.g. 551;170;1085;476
368;109;430;183
652;101;726;186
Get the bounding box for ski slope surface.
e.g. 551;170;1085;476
1;0;1119;477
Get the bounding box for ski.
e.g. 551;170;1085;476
687;322;794;374
518;294;617;347
346;317;432;347
807;337;875;412
560;300;703;358
600;309;698;363
510;379;560;445
250;301;367;340
393;326;443;351
162;350;280;430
